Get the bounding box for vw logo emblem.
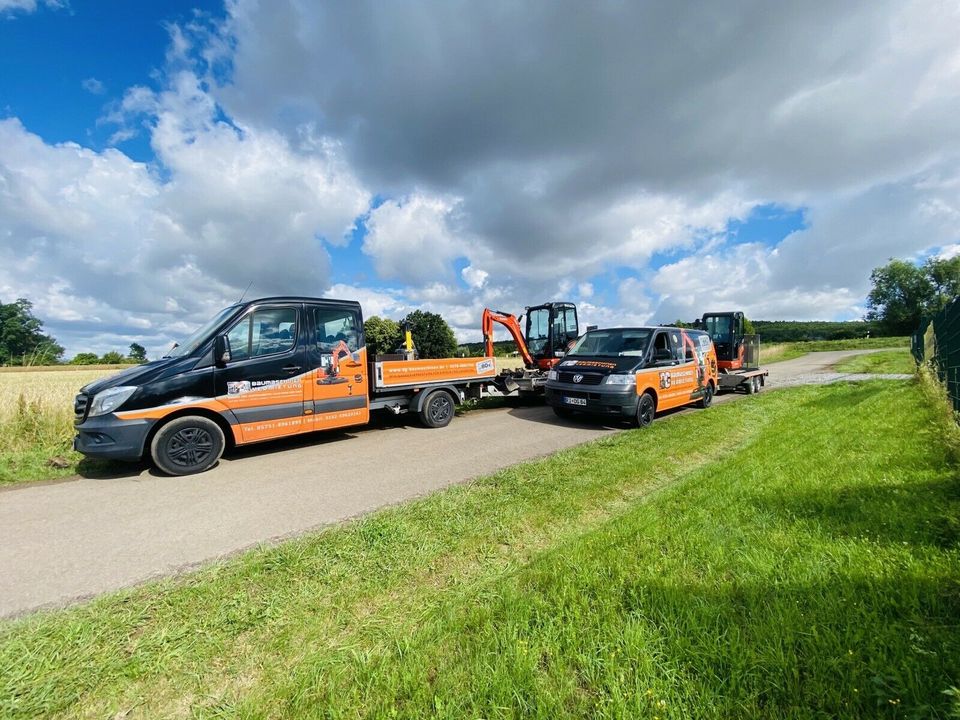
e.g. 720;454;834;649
573;374;584;383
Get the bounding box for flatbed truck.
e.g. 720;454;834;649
74;296;496;475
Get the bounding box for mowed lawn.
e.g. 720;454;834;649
1;379;957;718
834;348;917;375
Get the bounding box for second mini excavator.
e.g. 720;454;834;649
482;301;579;397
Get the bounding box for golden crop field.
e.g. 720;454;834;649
0;367;123;422
0;366;128;484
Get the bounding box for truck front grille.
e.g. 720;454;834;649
74;394;90;424
558;372;604;385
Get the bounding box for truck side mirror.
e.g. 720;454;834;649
214;334;231;368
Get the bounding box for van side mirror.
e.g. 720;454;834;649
214;334;231;367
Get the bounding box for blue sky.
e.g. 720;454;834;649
1;0;957;358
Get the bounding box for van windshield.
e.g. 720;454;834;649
165;305;240;358
566;329;652;358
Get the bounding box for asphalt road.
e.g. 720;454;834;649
0;349;908;618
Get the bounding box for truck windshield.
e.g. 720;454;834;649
703;315;733;344
566;329;651;357
165;305;240;358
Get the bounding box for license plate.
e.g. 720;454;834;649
564;396;587;406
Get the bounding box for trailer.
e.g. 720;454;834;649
73;296;496;475
700;311;768;394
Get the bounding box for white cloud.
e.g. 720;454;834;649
0;66;371;357
461;265;488;289
362;194;464;283
0;0;65;16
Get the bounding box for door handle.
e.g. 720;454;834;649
282;365;301;374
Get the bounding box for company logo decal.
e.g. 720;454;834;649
573;374;584;383
476;359;495;374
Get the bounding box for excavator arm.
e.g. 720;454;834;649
482;308;535;368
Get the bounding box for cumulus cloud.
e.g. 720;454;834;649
5;1;960;357
217;0;960;315
0;65;370;356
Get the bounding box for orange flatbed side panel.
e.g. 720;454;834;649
377;357;496;388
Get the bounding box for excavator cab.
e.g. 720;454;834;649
701;311;759;371
525;302;579;369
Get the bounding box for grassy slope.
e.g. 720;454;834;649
834;349;917;375
762;336;910;364
1;380;957;718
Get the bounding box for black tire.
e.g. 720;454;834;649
636;392;656;428
699;383;714;409
745;376;756;395
150;415;225;476
553;405;574;419
754;376;762;393
420;390;455;428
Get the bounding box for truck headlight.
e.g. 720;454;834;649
547;369;558;381
604;373;635;385
88;386;138;417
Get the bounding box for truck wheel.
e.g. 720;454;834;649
150;415;225;476
745;376;756;395
699;384;713;409
636;392;656;428
754;376;762;393
420;390;455;428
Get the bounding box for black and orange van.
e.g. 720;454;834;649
545;326;718;426
74;296;496;475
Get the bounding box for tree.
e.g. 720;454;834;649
0;298;64;366
865;257;960;335
128;342;148;363
70;352;100;365
363;316;403;357
401;310;458;359
101;351;125;365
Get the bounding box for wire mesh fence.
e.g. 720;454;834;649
913;297;960;412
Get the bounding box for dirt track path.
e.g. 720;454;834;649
0;349;908;618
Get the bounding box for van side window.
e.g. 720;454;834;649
670;331;685;362
651;331;672;363
226;307;298;361
314;306;361;352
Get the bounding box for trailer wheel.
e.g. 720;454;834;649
745;376;757;395
150;415;225;476
753;376;762;393
636;392;656;428
699;384;713;409
420;390;455;428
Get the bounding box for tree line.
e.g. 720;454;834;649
0;256;955;365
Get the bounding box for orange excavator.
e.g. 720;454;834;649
483;302;579;396
699;311;768;394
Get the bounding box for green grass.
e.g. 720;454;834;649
834;349;917;375
2;380;958;718
762;336;910;364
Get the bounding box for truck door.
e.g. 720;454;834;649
215;303;309;443
307;304;370;431
649;329;698;411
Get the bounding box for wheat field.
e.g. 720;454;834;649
0;366;124;483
